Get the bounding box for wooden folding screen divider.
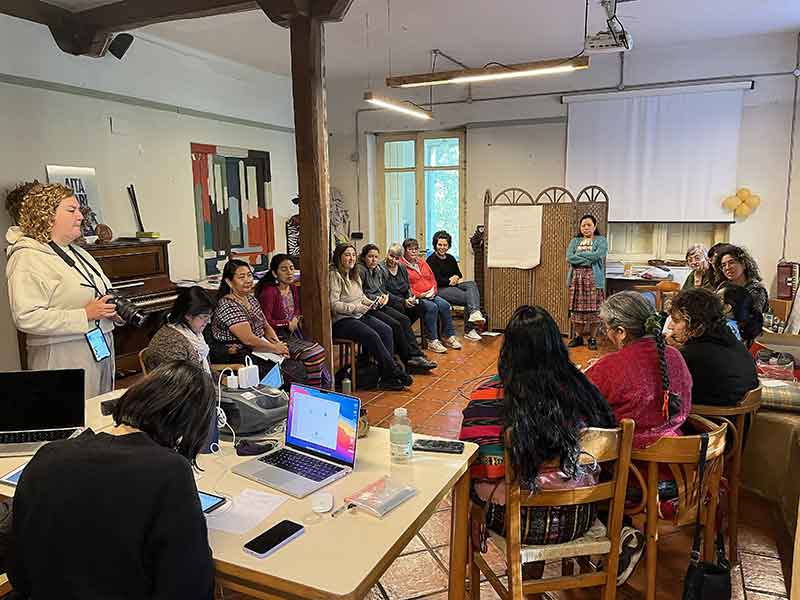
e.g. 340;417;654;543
483;185;609;334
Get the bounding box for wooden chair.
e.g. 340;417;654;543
138;348;149;375
626;415;727;600
469;419;635;600
691;386;763;564
632;280;680;312
656;280;680;312
332;338;358;391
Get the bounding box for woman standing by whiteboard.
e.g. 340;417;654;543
566;214;607;351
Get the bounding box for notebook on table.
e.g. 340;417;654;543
0;369;85;457
232;383;360;498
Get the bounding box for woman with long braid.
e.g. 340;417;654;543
586;291;693;584
586;291;692;449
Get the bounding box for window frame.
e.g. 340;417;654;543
376;130;466;260
607;222;729;262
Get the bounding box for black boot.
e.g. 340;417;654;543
567;336;584;348
407;355;437;372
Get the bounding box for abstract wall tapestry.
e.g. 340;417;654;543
190;144;275;276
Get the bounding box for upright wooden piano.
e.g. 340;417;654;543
17;239;178;376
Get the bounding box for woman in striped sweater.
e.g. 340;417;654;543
460;305;615;547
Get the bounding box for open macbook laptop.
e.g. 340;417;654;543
232;383;360;498
0;369;85;457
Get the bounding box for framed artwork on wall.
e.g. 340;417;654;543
45;165;102;237
190;144;276;276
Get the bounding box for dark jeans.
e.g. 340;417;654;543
332;315;396;376
418;296;455;340
373;305;424;362
438;281;482;332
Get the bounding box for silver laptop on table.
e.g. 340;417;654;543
232;383;361;498
0;369;85;457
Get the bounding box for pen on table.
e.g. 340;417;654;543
331;502;356;518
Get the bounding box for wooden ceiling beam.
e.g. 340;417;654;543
76;0;261;33
0;0;72;27
311;0;354;22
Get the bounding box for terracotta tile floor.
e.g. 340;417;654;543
122;334;790;599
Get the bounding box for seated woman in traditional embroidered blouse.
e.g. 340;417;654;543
145;286;215;373
210;259;304;382
256;253;330;388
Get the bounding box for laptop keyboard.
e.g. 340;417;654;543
0;429;77;445
259;448;344;482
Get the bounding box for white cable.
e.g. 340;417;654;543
248;385;283;398
210;368;234;455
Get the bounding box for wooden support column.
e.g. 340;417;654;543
289;13;333;363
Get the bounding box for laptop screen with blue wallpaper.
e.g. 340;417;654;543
285;384;360;467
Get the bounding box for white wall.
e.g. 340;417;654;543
0;15;298;371
327;32;800;286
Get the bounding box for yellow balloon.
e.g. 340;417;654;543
744;194;761;209
734;203;753;219
722;195;741;211
736;187;751;200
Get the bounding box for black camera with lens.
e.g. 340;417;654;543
107;290;147;328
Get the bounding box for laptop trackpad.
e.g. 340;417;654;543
258;466;298;487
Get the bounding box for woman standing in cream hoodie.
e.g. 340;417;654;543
6;182;118;398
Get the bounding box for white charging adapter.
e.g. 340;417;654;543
237;355;260;389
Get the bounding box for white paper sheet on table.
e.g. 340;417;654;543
253;350;285;364
206;489;287;534
487;205;543;269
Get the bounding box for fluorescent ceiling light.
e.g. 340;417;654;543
363;91;433;119
386;56;590;88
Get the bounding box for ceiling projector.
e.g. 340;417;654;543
585;29;634;54
584;0;634;54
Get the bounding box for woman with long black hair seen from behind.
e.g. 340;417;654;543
9;361;216;600
460;306;624;576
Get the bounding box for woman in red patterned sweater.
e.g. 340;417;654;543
586;291;692;449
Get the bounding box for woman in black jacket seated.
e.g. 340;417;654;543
668;288;758;406
357;244;436;373
9;361;216;600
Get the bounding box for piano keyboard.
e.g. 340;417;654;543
134;293;178;311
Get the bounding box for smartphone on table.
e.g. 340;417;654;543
244;520;305;558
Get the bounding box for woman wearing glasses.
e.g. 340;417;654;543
712;245;768;314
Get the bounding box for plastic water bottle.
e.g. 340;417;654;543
390;407;413;462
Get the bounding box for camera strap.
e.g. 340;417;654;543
48;242;108;297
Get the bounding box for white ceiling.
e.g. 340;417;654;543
50;0;800;82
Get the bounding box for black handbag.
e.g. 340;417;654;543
682;433;731;600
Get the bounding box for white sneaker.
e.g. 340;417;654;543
427;339;447;353
464;330;482;341
617;526;645;586
444;336;463;350
468;310;486;324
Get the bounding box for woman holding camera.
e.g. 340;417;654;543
6;182;118;398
